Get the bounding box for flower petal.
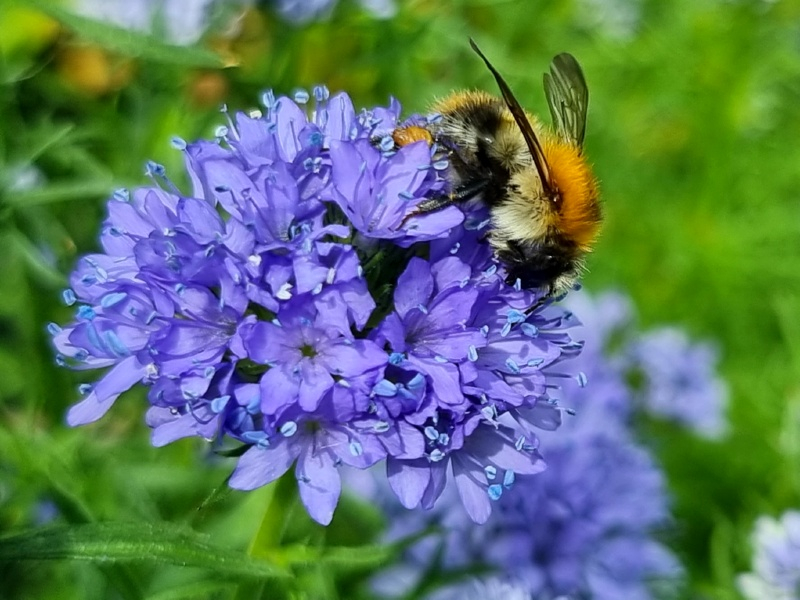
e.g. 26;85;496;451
244;321;297;365
394;257;434;318
66;356;146;425
453;457;493;524
259;366;300;415
150;410;217;447
230;439;297;490
296;445;341;525
420;459;448;509
318;339;387;378
298;360;334;411
387;457;429;509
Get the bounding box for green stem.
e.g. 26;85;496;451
249;470;299;555
234;471;299;600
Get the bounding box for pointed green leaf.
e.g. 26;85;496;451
9;180;116;206
142;580;236;600
276;542;392;571
318;543;393;570
0;522;290;580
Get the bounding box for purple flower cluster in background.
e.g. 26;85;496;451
354;290;705;599
738;511;800;600
427;578;532;600
628;326;728;437
72;0;239;45
51;89;584;525
272;0;397;23
565;290;729;438
71;0;396;45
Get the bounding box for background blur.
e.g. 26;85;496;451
1;0;799;598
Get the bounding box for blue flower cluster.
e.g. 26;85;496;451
566;290;728;438
428;579;532;600
628;326;728;437
359;291;686;599
272;0;397;23
51;89;583;525
738;511;800;600
73;0;239;45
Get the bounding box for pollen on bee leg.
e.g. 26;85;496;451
392;126;433;148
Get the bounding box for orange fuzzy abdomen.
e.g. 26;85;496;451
543;140;601;251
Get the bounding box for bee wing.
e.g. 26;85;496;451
469;38;555;197
544;53;588;148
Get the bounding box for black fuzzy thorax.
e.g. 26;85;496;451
434;97;511;208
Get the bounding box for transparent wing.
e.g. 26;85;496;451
543;53;589;148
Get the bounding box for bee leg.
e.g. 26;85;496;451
370;126;434;151
524;295;549;315
392;126;434;148
400;179;488;225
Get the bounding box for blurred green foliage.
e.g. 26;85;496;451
1;0;800;598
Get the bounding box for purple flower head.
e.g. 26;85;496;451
358;420;681;599
52;88;586;525
243;297;386;413
73;0;241;46
271;0;397;23
738;511;800;600
427;579;532;600
562;290;729;438
628;326;728;438
368;247;583;523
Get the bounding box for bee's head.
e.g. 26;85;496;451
498;238;578;296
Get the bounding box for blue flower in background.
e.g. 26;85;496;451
628;326;728;438
562;290;728;438
364;419;681;599
72;0;237;45
428;578;532;600
470;430;680;600
51;89;584;525
271;0;397;23
71;0;399;45
738;511;800;600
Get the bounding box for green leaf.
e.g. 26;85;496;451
142;580;236;600
189;476;235;527
7;230;65;286
0;522;290;580
23;1;226;68
22;122;76;163
276;542;392;571
8;180;116;206
318;543;393;570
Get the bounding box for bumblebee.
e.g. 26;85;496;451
395;39;601;298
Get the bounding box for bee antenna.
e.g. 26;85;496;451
468;38;556;199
